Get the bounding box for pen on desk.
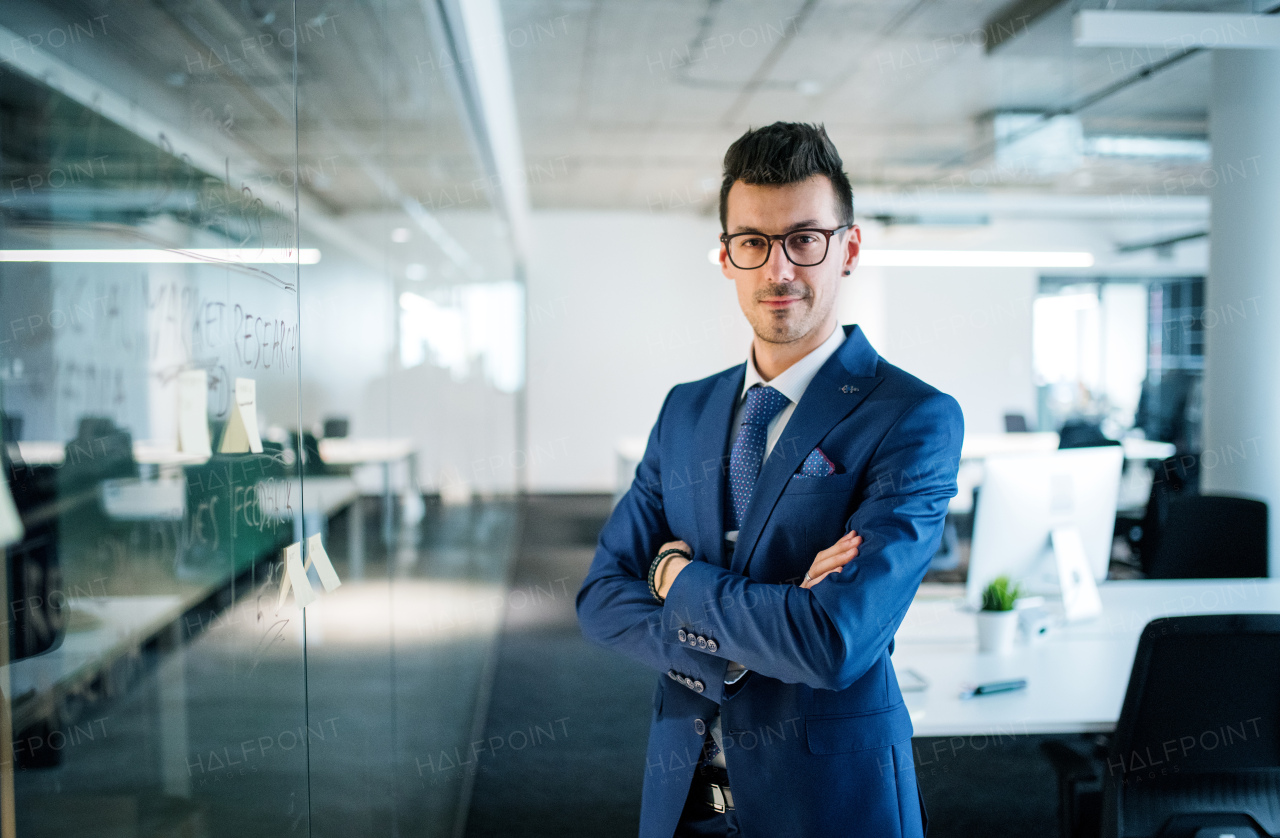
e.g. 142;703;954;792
959;679;1027;700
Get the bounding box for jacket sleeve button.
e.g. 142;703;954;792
707;639;718;653
677;629;687;642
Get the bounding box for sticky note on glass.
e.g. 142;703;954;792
277;541;317;610
178;369;212;456
219;377;263;454
0;470;23;549
306;533;342;592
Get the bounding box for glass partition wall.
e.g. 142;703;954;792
0;2;521;835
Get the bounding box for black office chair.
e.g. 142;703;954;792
1058;419;1122;449
1145;495;1268;579
1004;412;1030;433
1043;614;1280;838
289;429;331;476
322;416;350;438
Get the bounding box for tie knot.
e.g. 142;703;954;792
741;385;789;426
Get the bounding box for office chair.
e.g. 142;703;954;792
322;416;350;438
1043;614;1280;838
289;432;332;478
1145;495;1268;579
1004;413;1029;433
1058;419;1122;449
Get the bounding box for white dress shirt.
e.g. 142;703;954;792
724;323;848;544
707;323;847;768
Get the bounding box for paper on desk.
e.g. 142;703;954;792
178;369;212;456
276;541;317;610
305;533;342;592
0;469;23;548
219;377;263;454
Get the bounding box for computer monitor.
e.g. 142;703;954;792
966;446;1124;608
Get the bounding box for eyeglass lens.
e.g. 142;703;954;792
726;230;829;269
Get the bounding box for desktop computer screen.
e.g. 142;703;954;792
966;446;1125;607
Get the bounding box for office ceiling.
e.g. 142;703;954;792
0;0;1262;241
502;0;1251;214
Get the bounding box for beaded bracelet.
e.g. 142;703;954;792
648;547;692;603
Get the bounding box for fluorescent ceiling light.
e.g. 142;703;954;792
1083;135;1209;161
0;248;321;264
861;250;1094;268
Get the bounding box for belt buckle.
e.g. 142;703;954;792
709;783;727;814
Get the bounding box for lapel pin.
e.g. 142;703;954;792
841;385;860;393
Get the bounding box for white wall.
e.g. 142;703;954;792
524;209;1208;493
524;210;749;491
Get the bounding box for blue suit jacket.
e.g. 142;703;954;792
576;325;963;838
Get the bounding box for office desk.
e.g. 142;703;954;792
15;441;211;467
959;433;1176;463
893;579;1280;737
318;437;414;547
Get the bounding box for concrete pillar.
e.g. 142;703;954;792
1201;49;1280;575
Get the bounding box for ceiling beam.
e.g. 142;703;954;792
984;0;1069;53
1074;11;1280;50
0;21;383;267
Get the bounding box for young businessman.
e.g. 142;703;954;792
576;122;963;838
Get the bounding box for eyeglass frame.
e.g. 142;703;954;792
718;224;853;270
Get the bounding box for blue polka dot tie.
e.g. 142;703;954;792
728;385;791;530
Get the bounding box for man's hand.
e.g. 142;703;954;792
653;531;860;598
654;540;692;599
800;530;861;589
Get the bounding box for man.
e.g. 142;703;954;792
576;122;963;837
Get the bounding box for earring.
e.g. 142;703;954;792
842;270;851;276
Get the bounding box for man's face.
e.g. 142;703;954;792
720;174;860;346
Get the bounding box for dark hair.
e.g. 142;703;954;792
718;122;854;231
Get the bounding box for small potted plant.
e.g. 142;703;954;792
976;575;1022;654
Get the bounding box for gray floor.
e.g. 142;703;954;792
462;494;1063;838
16;495;1064;836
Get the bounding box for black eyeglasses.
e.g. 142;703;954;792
719;225;851;270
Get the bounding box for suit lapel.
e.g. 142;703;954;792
730;326;883;577
692;367;742;568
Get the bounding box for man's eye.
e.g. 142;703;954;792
790;234;819;245
739;237;766;248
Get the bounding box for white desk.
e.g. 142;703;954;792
893;579;1280;737
319;437;414;547
15;440;211;467
959;433;1176;463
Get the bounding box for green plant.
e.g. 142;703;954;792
980;575;1022;612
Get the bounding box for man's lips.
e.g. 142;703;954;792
760;297;802;308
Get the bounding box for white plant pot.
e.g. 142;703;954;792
976;610;1019;654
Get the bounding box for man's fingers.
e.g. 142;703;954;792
810;548;858;576
815;535;862;562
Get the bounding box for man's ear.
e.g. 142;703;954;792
842;225;862;275
719;244;733;279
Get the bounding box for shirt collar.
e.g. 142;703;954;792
741;324;847;406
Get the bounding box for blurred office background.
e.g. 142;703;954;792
1;0;1277;836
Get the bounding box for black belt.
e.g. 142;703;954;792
693;767;734;813
698;780;734;813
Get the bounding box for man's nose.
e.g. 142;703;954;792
763;240;796;283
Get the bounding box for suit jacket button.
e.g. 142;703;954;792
697;636;708;649
688;635;698;646
677;629;687;642
707;639;718;653
667;669;678;681
693;680;705;693
694;718;706;736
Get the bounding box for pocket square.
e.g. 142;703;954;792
794;447;837;478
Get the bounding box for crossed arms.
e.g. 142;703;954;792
575;389;963;701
